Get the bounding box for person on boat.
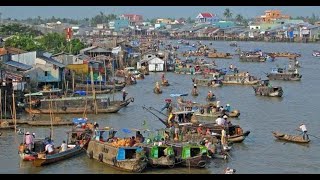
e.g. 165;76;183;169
193;83;197;89
207;91;213;99
206;128;211;135
32;133;36;139
93;122;99;129
60;140;68;152
205;139;216;156
229;64;234;70
24;132;34;151
155;82;161;91
129;136;136;147
215;116;225;126
161;73;165;82
298;123;309;140
216;101;220;111
224;167;236;174
174;122;180;141
122;89;128;102
136;131;145;143
197;124;204;135
225;104;231;112
45;143;54;155
221;129;228;146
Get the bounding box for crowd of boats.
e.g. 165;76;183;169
1;38;316;174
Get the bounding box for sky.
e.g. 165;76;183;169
0;6;319;20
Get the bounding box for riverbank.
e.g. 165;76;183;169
169;36;320;44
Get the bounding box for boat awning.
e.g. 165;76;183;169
24;92;43;97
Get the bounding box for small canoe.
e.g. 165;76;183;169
27;121;74;126
228;131;251;143
32;145;85;167
154;88;163;94
272;131;310;143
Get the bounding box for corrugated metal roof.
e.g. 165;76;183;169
4;60;32;70
36;51;65;68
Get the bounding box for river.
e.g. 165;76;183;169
1;41;320;174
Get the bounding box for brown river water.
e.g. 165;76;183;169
1;41;320;174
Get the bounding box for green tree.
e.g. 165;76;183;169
223;8;233;21
235;14;244;25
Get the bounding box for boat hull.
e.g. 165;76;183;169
32;145;85;167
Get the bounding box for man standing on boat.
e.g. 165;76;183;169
122;89;128;102
298;123;309;140
24;132;34;151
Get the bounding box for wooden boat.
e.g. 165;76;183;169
19;138;46;161
25;95;126;114
192;78;222;87
207;52;233;59
0;125;16;130
206;95;216;102
228;131;251;143
253;80;283;97
312;50;320;57
161;80;170;86
191;89;199;96
271;52;301;58
266;68;302;81
194;109;240;118
27;120;74;126
86;129;148;173
239;52;266;62
222;72;260;85
154;88;162;94
229;42;237;47
272;131;310;143
170;143;209;168
32;144;86;167
144;145;175;168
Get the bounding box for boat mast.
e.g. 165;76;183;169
0;89;2;122
4;90;6;121
90;66;98;114
29;91;32;120
49;92;54;140
12;92;17;133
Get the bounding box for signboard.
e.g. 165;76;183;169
66;28;73;41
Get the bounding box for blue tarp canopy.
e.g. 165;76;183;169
170;93;188;97
72;117;88;124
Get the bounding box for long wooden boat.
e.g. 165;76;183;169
86;133;148;172
32;144;86;167
272;131;310;143
239;52;266;62
266;68;302;81
222;73;260;85
193;78;222;87
253;84;283;97
25;95;127;114
194;109;240;118
27;121;74;126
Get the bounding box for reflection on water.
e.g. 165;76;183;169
1;41;320;174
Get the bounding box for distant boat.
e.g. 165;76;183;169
272;131;310;143
312;50;320;57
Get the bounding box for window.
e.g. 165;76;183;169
45;71;48;76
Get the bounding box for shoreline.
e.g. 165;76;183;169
168;36;320;44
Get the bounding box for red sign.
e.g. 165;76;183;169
66;28;73;41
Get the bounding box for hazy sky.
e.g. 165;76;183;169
0;6;319;20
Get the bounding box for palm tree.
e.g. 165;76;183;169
235;14;244;25
223;8;233;21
